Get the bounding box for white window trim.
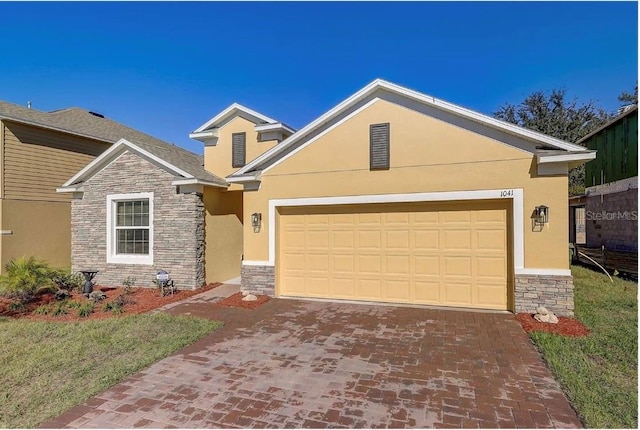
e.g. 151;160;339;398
106;192;154;265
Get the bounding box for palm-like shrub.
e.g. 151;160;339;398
0;257;56;303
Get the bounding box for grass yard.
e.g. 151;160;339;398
530;265;637;428
0;313;221;428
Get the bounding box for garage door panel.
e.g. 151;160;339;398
306;277;329;296
357;279;382;299
385;280;411;301
413;281;441;303
441;210;471;224
414;230;440;250
386;230;410;249
476;230;506;251
358;230;382;250
386;255;410;275
359;255;382;274
333;254;355;274
476;256;506;278
444;282;473;304
444;230;472;251
307;254;329;272
443;256;472;276
307;231;329;249
476;284;507;308
332;230;355;250
415;256;440;275
330;278;356;298
279;202;508;310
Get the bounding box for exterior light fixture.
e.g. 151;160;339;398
534;205;549;226
251;212;262;232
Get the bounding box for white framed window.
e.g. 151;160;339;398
106;192;154;265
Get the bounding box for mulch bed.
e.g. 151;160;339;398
0;282;221;322
215;292;270;310
516;313;590;337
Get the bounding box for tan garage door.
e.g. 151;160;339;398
278;201;509;310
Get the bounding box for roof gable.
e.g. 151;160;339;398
191;103;277;134
228;79;593;181
59;139;227;190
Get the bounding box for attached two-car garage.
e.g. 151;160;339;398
278;200;510;310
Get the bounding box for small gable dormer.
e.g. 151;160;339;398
190;103;294;180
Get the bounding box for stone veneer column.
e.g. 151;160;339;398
514;274;574;316
241;265;275;296
71;150;205;289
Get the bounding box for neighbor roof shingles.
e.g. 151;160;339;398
0;100;227;186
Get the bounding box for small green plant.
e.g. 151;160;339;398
76;302;94;318
67;301;82;309
102;301;124;315
33;304;50;315
52;301;69;316
122;276;137;288
0;257;57;304
7;302;25;312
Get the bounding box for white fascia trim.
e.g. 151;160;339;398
515;268;572;276
266;189;525;272
242;260;275;267
56;186;83;193
232;79;584;177
226;172;262;183
537;152;596;164
171;178;228;188
106;192;154;265
188;130;218;141
62;138;194;188
254;122;296;134
192;103;277;133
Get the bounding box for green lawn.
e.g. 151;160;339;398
529;265;637;428
0;313;221;428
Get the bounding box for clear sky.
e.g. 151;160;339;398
0;2;637;154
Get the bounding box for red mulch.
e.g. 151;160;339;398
516;313;590;337
0;283;221;322
215;292;270;309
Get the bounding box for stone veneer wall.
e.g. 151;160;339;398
71;150;205;289
241;265;275;296
514;275;574;316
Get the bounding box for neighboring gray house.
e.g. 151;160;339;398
58;137;229;289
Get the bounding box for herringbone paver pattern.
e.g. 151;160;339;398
41;298;582;428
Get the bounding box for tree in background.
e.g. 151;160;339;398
617;83;638;106
495;86;637;195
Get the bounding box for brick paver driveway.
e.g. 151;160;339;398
42;299;582;428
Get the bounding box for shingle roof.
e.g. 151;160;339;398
0;100;227;187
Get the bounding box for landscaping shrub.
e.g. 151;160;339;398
0;257;57;304
52;271;84;293
76;302;94;318
102;301;124;315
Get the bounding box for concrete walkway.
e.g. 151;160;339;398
41;294;582;429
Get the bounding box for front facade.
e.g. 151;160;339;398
222;80;595;316
62;79;593;315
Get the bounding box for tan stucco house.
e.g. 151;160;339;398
63;79;595;316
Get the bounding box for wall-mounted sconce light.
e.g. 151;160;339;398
251;212;262;233
533;205;549;227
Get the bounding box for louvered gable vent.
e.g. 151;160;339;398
232;132;246;168
370;123;390;170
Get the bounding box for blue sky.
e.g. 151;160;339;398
0;2;637;154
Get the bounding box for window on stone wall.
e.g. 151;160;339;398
107;192;154;265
